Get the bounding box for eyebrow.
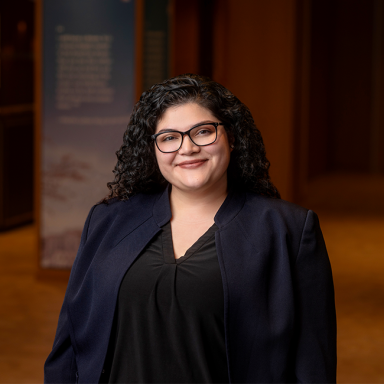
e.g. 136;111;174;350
156;120;216;134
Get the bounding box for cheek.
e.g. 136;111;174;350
210;144;231;166
155;151;174;174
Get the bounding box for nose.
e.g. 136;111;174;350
178;134;200;155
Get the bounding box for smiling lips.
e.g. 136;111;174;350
176;159;207;168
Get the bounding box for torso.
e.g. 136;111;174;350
105;221;229;384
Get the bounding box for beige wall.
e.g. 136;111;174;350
214;0;298;200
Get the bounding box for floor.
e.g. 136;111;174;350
302;174;384;383
0;173;384;383
0;226;68;384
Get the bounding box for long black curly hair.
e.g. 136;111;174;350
104;73;280;201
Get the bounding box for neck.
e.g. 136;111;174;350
169;178;228;224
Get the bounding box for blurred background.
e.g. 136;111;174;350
0;0;383;382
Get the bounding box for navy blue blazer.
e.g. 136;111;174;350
44;187;336;383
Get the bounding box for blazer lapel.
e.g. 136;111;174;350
69;188;172;382
91;186;173;303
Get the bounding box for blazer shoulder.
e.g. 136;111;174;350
239;193;312;241
68;192;161;280
88;193;160;235
230;194;316;259
244;193;309;218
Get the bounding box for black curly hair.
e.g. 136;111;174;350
104;73;280;201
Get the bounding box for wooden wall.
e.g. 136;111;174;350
173;0;299;200
214;0;298;200
172;0;384;201
308;0;384;177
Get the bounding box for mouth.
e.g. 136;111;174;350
176;159;207;168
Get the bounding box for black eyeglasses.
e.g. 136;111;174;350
151;122;223;153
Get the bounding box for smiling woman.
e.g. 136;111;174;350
155;104;231;194
44;74;336;384
154;103;232;258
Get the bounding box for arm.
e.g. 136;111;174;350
44;299;78;383
44;206;96;384
293;210;337;383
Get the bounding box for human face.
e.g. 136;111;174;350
154;103;232;194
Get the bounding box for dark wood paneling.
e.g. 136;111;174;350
0;0;34;106
172;0;200;76
172;0;215;78
308;0;375;176
0;0;35;230
198;0;214;78
0;113;34;230
328;0;373;172
307;0;333;178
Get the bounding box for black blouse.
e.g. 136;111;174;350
103;221;229;383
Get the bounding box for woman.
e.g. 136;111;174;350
45;74;336;383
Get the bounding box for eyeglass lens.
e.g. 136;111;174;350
156;124;217;153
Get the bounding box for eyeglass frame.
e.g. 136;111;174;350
151;122;224;153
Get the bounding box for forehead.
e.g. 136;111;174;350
155;103;215;133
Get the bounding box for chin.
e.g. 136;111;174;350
179;183;207;192
181;179;219;193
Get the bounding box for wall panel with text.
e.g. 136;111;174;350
40;0;135;268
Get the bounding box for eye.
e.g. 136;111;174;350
159;132;180;142
193;125;215;136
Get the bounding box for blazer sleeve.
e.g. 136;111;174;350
44;205;96;384
293;210;337;383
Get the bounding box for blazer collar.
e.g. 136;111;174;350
214;188;246;228
152;184;246;229
153;185;172;227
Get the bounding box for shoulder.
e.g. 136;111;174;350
225;193;320;260
86;192;162;236
93;192;161;215
238;192;311;235
244;192;308;217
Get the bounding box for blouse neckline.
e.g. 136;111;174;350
161;221;218;264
